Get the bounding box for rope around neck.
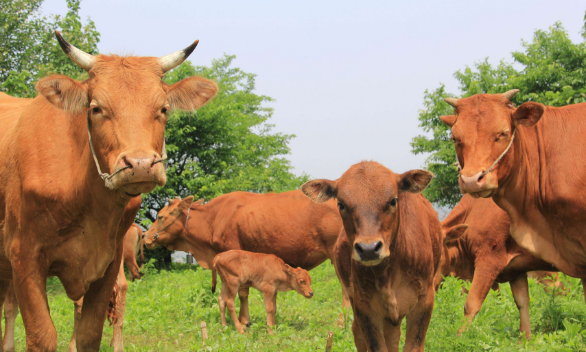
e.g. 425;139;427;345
87;109;167;190
148;206;191;241
454;129;516;177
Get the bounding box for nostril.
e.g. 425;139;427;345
121;156;133;169
477;173;485;182
373;241;383;253
354;243;364;254
309;292;313;296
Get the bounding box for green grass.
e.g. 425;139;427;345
7;262;586;351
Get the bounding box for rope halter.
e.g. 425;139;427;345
86;109;167;190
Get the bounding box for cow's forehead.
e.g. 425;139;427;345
454;94;514;128
337;161;397;204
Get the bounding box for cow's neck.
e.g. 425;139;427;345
180;207;217;269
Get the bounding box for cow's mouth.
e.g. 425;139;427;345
469;189;495;198
356;258;384;267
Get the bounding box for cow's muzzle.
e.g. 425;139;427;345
353;237;389;266
459;170;497;198
110;150;167;194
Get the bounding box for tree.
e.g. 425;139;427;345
411;20;586;207
0;0;99;97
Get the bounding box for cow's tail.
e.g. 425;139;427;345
211;256;219;294
107;282;119;325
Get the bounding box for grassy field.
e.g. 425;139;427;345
7;261;586;351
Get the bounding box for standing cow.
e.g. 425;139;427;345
143;190;347;325
437;194;562;339
302;161;442;352
440;91;586;283
0;32;217;351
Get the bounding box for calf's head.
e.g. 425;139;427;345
434;223;468;291
441;90;544;198
38;32;218;196
144;196;204;249
302;161;433;266
285;265;313;298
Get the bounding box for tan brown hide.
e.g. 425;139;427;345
441;91;586;280
0;32;217;351
123;224;144;281
302;161;442;352
211;250;313;334
436;195;561;339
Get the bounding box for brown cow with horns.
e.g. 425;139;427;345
302;161;442;352
440;90;586;283
0;32;217;351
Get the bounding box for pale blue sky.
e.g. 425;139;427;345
42;0;586;180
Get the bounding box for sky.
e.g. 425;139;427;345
41;0;586;181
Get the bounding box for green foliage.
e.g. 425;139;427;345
14;264;586;351
411;21;586;207
0;0;99;97
139;55;308;224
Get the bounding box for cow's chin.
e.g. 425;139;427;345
120;181;159;196
353;256;385;267
468;189;496;198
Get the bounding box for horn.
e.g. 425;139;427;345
158;40;199;73
444;97;459;108
55;31;96;71
502;89;520;101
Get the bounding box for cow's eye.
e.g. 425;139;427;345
92;106;101;114
390;198;398;207
161;107;168;114
337;202;345;211
496;132;509;141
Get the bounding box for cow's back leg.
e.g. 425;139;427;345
3;281;18;352
225;284;244;334
383;316;403;352
76;247;123;351
237;287;251;326
510;273;531;340
110;261;127;352
581;279;586;303
404;286;434;352
261;289;277;335
67;297;83;352
218;283;228;327
12;254;57;351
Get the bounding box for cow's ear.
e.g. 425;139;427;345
177;196;194;212
440;115;457;127
443;224;468;243
36;75;88;113
166;76;218;111
513;102;544;127
193;198;205;206
301;179;337;203
397;170;434;194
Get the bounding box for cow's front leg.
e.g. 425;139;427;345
12;245;56;352
510;273;531;340
237;287;251;326
383;316;403;352
110;261;127;352
66;297;83;352
353;303;386;352
75;248;123;351
404;286;435;352
3;281;19;352
262;290;277;335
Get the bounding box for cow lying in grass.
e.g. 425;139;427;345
437;194;564;339
302;161;442;352
211;250;313;334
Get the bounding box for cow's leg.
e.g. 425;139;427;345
459;264;501;334
12;260;56;352
404;287;434;352
75;248;123;351
225;285;244;334
510;273;531;340
338;283;351;327
3;281;18;352
271;293;277;326
262;290;277;335
237;287;251;326
0;281;11;352
351;317;368;352
66;297;83;352
582;279;586;303
110;261;128;352
219;284;227;327
383;317;403;352
353;304;386;352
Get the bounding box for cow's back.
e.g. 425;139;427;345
209;190;341;269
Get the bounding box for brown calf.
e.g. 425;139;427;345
211;250;313;334
436;195;561;339
302;161;442;352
